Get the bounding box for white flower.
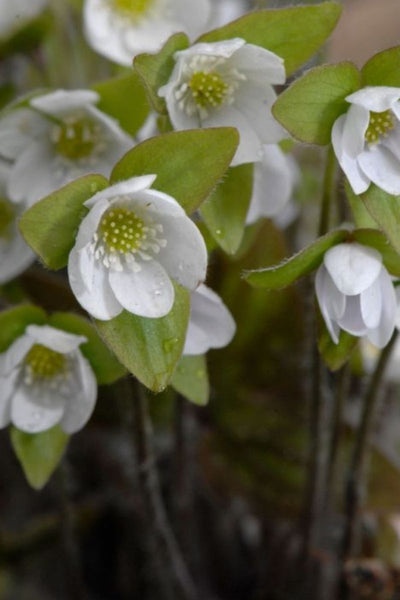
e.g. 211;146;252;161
0;90;133;207
332;86;400;195
83;0;212;66
0;162;34;283
315;242;397;348
0;0;47;39
159;38;286;166
209;0;247;29
183;284;236;355
68;174;208;320
0;325;97;434
246;144;299;225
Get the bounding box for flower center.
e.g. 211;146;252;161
52;116;100;160
0;197;15;239
112;0;154;19
24;344;66;381
365;110;395;144
188;71;229;109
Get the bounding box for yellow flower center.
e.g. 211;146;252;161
25;344;66;380
99;206;146;255
52;116;99;160
365;109;395;144
0;198;15;239
189;71;229;109
112;0;154;19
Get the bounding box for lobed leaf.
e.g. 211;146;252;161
361;185;400;255
362;46;400;88
171;354;209;406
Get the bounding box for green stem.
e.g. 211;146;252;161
318;144;337;237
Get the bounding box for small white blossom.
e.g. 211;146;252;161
83;0;212;66
316;242;397;348
0;325;97;434
332;86;400;195
0;89;133;207
246;144;299;225
0;0;47;39
159;38;286;166
68;174;208;320
184;284;236;355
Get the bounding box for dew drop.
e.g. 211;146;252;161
215;229;223;237
163;337;179;353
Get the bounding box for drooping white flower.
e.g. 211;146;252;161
68;174;208;320
0;162;34;283
0;0;47;39
332;86;400;195
246;144;299;225
0;90;133;207
315;242;397;348
83;0;212;66
159;38;286;166
0;325;97;434
183;284;236;355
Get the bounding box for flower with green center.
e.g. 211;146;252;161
0;325;97;434
0;89;132;207
159;38;286;166
83;0;212;66
332;86;400;195
68;174;208;320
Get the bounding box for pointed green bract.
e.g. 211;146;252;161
93;72;150;137
19;175;109;270
95;286;190;392
0;305;46;352
111;128;239;214
10;426;69;490
200;164;253;255
352;229;400;277
362;46;400;87
134;32;189;114
171;355;209;406
198;2;342;77
48;312;126;385
361;185;400;255
244;230;348;290
272;62;361;144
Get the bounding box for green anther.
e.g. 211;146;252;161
365;109;395;144
112;0;154;19
99;207;146;254
0;198;15;239
25;344;66;380
189;71;229;109
53;117;98;160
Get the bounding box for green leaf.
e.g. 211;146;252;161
111;128;239;214
200;164;253;255
362;46;400;87
272;62;360;145
95;285;190;392
0;305;46;352
318;312;357;371
93;72;150;137
352;228;400;277
19;175;109;270
345;179;378;229
134;33;189;113
244;229;348;289
48;312;126;385
171;355;209;406
10;426;69;490
362;185;400;255
198;2;342;77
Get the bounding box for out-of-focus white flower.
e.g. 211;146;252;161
0;90;133;207
0;163;34;283
83;0;212;66
246;144;299;225
209;0;248;29
68;174;208;320
332;86;400;195
135;111;158;142
315;242;397;348
159;38;286;166
0;0;47;39
183;284;235;355
0;325;97;434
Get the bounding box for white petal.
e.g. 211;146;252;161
83;0;131;65
183;284;236;355
168;0;211;39
26;325;87;354
0;370;17;427
342;104;369;158
84;174;157;208
8;140;55;205
0;108;47;160
346;86;400;112
324;242;382;296
315;265;344;343
368;269;397;348
358;145;400;196
11;385;65;434
31;90;99;116
360;276;382;328
381;123;400;162
175;38;245;61
338;295;368;336
232;44;286;85
130;188;186;218
68;245;123;320
209;0;246;28
73;198;110;251
233;83;285;145
156;214;208;290
84;104;134;148
331;114;370;195
108;260;174;318
0;226;35;284
60;351;97;434
0;335;34;376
